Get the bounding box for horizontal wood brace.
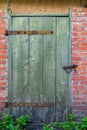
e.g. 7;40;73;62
7;102;54;107
5;30;53;35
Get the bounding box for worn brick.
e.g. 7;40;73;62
73;91;79;95
73;101;81;105
73;27;86;31
0;30;6;35
0;55;7;59
72;12;81;17
73;105;87;110
72;17;86;22
76;66;86;71
0;13;7;18
73;95;86;100
0;45;7;49
0;82;7;85
81;12;87;16
72;37;86;42
0;39;7;44
73;86;85;90
0;50;7;54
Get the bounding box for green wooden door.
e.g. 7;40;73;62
8;15;70;122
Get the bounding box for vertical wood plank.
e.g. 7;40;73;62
56;17;69;121
42;17;55;122
11;17;29;116
8;16;13;103
28;17;43;122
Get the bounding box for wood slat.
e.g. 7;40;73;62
55;17;69;121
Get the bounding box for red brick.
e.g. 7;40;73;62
0;20;6;24
0;61;6;64
0;82;7;85
73;86;85;90
0;97;7;101
72;22;81;27
73;105;87;110
80;81;87;85
72;37;86;42
0;30;6;35
81;91;87;95
72;32;81;37
81;47;87;50
72;81;79;85
73;95;86;100
80;52;87;56
72;71;79;76
72;57;86;61
72;43;80;47
0;35;7;39
81;43;87;47
72;8;78;12
0;76;8;80
0;39;7;44
81;62;87;65
0;13;7;18
80;72;87;75
72;17;86;22
82;22;87;26
73;91;79;95
72;76;86;81
0;24;7;29
0;45;7;49
0;86;6;90
0;66;6;70
73;27;86;31
81;101;87;104
72;52;80;57
0;90;7;96
81;32;87;36
73;101;81;105
0;71;7;75
72;8;87;12
0;50;7;54
72;46;81;50
76;66;86;71
0;55;7;59
72;12;81;17
81;12;87;16
72;61;78;65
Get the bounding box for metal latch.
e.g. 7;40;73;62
63;64;78;73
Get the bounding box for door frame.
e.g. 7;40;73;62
7;8;72;115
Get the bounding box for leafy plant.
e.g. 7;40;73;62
81;117;87;130
0;113;14;130
0;113;30;130
15;115;30;130
43;114;81;130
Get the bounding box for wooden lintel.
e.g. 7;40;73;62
7;102;54;107
5;30;53;35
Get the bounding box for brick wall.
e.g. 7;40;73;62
72;8;87;119
0;12;8;111
0;8;87;119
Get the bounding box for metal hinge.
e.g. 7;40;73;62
5;30;53;35
7;102;54;107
